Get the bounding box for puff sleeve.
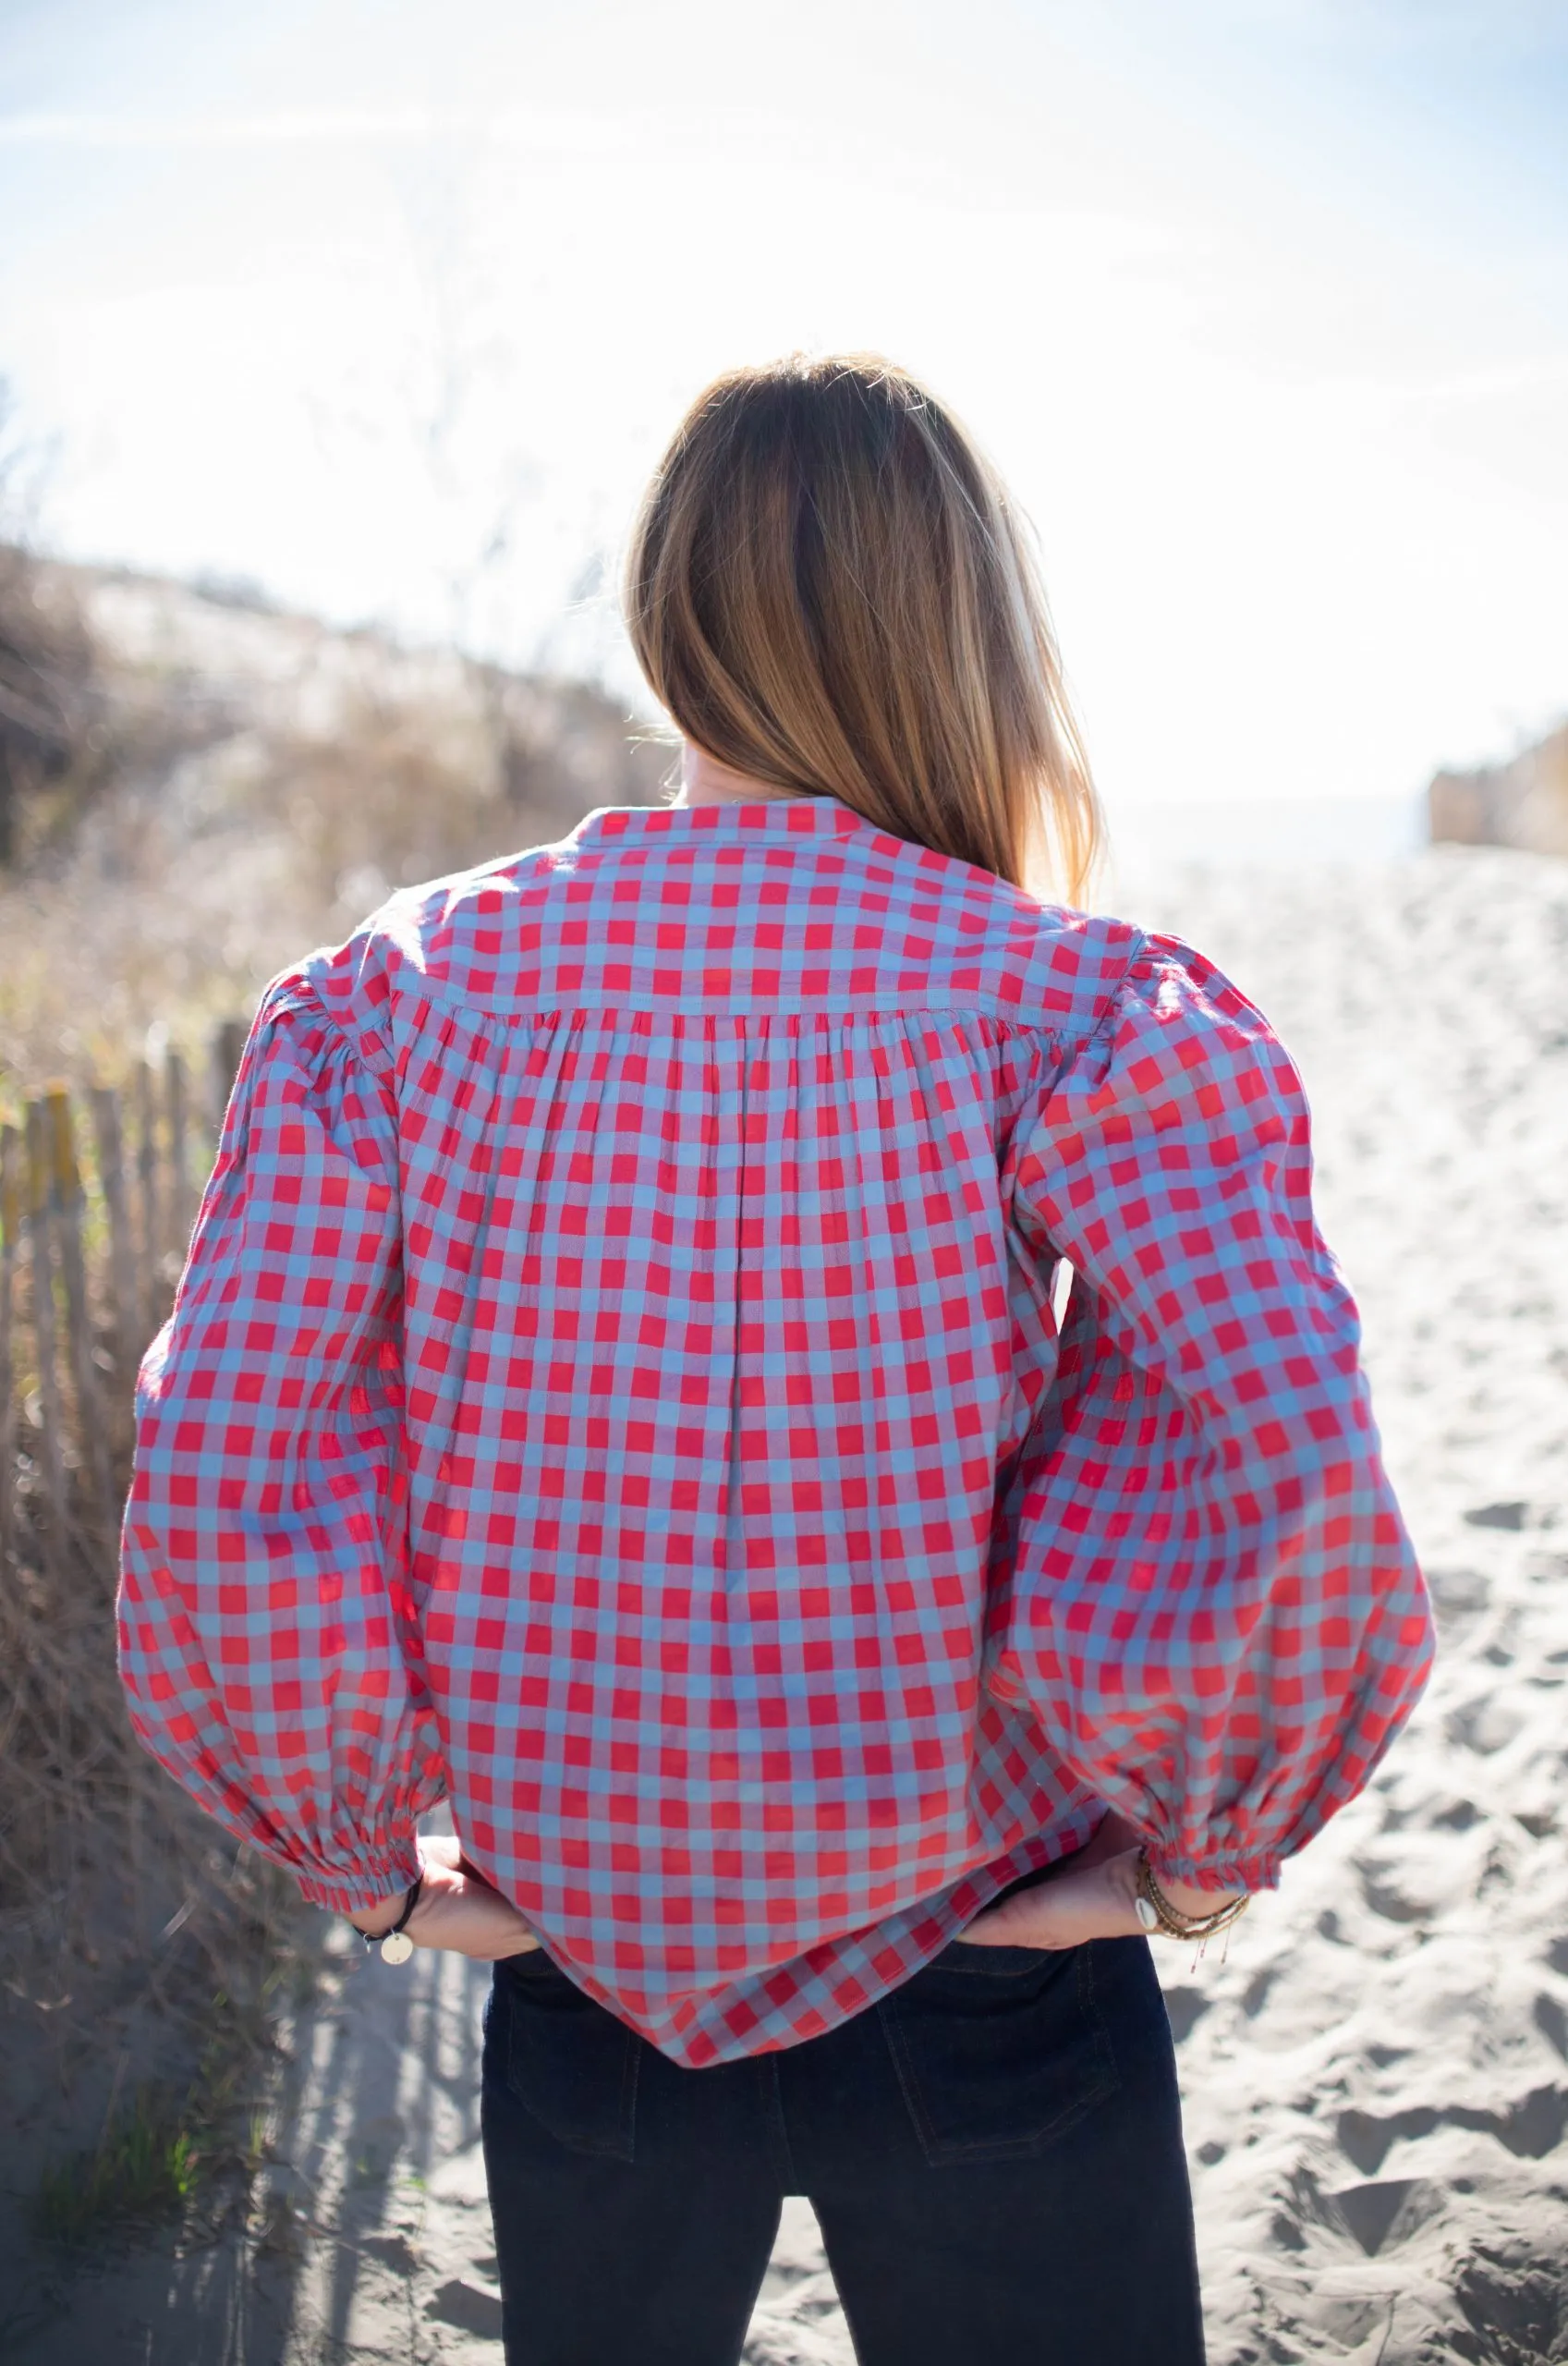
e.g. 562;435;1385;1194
993;930;1434;1895
116;970;446;1914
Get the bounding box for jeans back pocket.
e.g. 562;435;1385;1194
879;1940;1119;2166
492;1952;641;2165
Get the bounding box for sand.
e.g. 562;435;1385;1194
1105;844;1568;2364
10;843;1567;2364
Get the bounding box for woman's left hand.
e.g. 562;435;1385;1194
351;1836;541;1960
956;1812;1246;1951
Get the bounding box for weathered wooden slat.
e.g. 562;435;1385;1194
23;1099;68;1573
166;1048;190;1252
89;1083;140;1371
46;1085;116;1534
134;1060;161;1339
0;1123;21;1569
212;1017;247;1130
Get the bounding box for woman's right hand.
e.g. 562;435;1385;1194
355;1836;541;1960
956;1811;1248;1952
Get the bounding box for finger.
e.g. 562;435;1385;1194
442;1920;541;1961
958;1858;1144;1948
957;1887;1086;1945
405;1872;540;1958
956;1904;1074;1947
970;1856;1128;1931
494;1927;542;1957
956;1924;1074;1950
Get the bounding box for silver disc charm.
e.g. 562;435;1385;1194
381;1930;414;1965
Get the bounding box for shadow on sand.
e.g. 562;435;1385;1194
9;1933;500;2365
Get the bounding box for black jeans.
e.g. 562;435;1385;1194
480;1928;1205;2366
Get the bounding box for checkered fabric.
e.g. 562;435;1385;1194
118;796;1433;2065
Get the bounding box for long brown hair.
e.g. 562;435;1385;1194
623;353;1101;899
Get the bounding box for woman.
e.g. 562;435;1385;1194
119;354;1434;2365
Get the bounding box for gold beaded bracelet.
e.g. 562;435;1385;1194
1134;1848;1250;1951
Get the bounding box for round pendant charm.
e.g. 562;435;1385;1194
1135;1896;1159;1934
381;1930;414;1965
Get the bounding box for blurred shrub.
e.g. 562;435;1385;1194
0;566;668;1099
0;538;106;865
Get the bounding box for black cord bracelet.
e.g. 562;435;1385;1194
350;1872;423;1963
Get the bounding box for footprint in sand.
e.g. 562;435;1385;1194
1424;1564;1490;1635
1464;1501;1530;1531
1331;2177;1442;2257
1443;1691;1527;1756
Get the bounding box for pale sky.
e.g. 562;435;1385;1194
1;0;1565;816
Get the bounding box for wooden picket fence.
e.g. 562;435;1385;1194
0;1018;259;1969
0;1020;247;1582
0;1015;322;2188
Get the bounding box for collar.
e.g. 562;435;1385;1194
567;796;869;846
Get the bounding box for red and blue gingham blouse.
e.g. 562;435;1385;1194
118;795;1433;2065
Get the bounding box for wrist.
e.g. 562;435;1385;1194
1157;1872;1247;1918
348;1872;425;1962
1134;1849;1250;1947
350;1886;416;1938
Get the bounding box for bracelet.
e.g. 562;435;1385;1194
1134;1849;1249;1952
349;1872;423;1964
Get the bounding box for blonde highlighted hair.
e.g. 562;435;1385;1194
624;353;1101;900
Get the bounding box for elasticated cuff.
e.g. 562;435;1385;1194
1147;1848;1282;1896
294;1844;425;1919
